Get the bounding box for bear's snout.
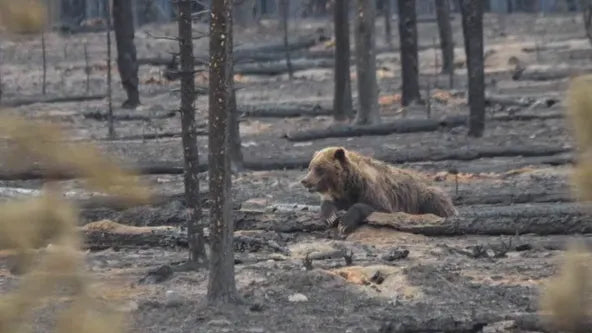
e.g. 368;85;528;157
301;178;311;188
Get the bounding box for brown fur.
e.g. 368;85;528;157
301;147;457;217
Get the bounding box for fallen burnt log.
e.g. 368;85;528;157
485;95;558;108
512;65;592;81
453;189;572;206
100;129;208;141
240;104;331;118
1;94;105;107
366;202;592;236
284;116;468;141
81;220;290;254
234;58;334;76
0;144;571;181
83;110;178;121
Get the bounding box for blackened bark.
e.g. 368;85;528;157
279;0;293;79
435;0;454;74
112;0;140;108
41;32;46;95
208;0;239;304
228;1;244;171
384;0;392;46
353;0;380;125
397;0;420;106
460;0;485;137
178;0;208;266
582;0;592;46
105;2;114;138
333;0;353;121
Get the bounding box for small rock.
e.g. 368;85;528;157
288;293;308;302
165;290;184;307
483;320;516;333
138;265;173;284
370;270;385;285
249;302;264;312
381;248;409;261
207;319;231;327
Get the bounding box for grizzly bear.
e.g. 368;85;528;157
300;146;457;234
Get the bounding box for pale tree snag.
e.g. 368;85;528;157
208;0;239;304
228;0;244;171
178;0;208;267
279;0;293;79
460;0;485;137
582;0;592;46
112;0;140;109
41;31;47;95
353;0;380;125
105;1;114;138
383;0;392;46
435;0;454;75
397;0;420;106
333;0;353;121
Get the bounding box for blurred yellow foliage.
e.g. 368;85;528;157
0;113;150;332
0;0;47;33
538;74;592;331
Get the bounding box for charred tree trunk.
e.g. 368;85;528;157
582;0;592;46
460;0;485;137
105;2;114;138
279;0;293;79
178;0;208;266
435;0;454;75
41;32;47;95
208;0;239;304
397;0;421;106
353;0;380;125
333;0;353;121
384;0;392;46
227;1;244;171
112;0;140;108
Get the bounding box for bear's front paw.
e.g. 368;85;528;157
325;211;340;228
337;217;358;235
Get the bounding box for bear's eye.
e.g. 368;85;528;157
314;166;324;175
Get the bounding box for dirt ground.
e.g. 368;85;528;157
1;12;592;332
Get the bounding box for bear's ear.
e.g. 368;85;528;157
334;148;346;163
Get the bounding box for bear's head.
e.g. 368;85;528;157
301;146;348;194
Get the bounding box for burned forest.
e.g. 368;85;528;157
3;0;592;332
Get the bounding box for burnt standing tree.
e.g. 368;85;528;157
435;0;454;75
333;0;353;122
383;0;392;46
397;0;420;106
177;0;208;266
460;0;485;137
354;0;380;125
581;0;592;46
208;0;239;304
228;0;244;171
279;0;293;79
112;0;140;108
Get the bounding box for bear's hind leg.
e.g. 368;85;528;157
338;203;376;234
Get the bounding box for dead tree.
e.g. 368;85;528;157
279;0;293;79
383;0;392;46
228;1;244;171
435;0;454;75
207;0;239;304
354;0;380;125
582;0;592;46
460;0;485;137
178;0;208;266
397;0;420;106
333;0;353;121
112;0;140;108
41;32;47;95
105;2;114;138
